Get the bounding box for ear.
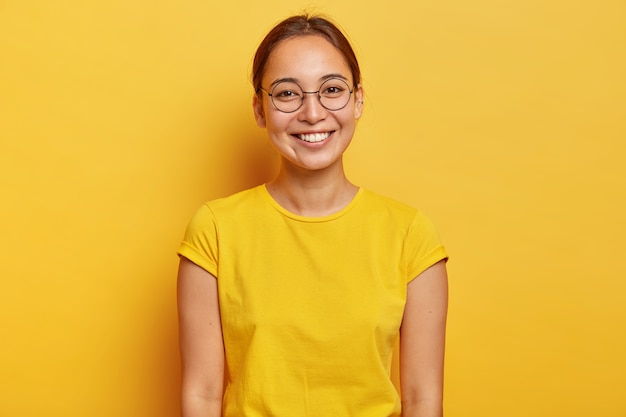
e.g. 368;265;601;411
253;94;266;128
353;84;364;120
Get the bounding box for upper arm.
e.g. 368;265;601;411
400;260;448;413
177;256;225;414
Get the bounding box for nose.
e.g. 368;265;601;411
298;92;327;123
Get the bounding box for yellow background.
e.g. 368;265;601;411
1;0;624;416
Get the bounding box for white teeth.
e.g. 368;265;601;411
298;132;330;142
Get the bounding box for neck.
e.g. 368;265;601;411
266;160;358;217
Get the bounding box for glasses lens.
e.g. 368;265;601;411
270;82;303;113
319;78;352;111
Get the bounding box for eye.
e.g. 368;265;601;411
272;83;302;101
320;78;350;97
323;85;344;95
275;89;298;98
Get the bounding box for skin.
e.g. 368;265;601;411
253;35;364;217
177;258;223;417
178;34;448;417
400;260;448;417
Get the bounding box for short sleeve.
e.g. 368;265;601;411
177;204;219;277
404;211;448;282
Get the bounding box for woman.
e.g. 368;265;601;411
177;14;448;417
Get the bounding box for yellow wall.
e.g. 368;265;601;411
1;1;624;416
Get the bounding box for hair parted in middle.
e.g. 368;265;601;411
252;14;361;94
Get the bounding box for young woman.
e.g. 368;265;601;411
177;14;448;417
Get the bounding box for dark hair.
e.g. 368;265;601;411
252;14;361;93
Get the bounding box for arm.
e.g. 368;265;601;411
177;257;225;417
400;260;448;417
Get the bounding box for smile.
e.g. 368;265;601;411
296;132;331;143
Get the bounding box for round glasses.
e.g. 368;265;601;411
257;78;354;113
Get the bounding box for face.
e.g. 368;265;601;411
253;35;364;173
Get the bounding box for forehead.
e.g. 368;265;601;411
263;35;352;83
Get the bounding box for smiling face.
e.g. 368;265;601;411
253;35;364;174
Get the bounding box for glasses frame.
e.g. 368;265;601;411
257;78;355;113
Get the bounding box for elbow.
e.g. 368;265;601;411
401;386;444;417
181;387;223;417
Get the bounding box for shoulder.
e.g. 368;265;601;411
186;185;265;229
359;190;448;278
360;189;421;219
359;189;442;237
194;185;268;221
205;185;264;212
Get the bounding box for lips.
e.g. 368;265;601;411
296;132;332;143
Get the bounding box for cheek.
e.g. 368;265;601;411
340;108;359;126
264;112;292;133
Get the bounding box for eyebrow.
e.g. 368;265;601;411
270;73;350;87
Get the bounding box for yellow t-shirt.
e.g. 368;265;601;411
178;185;447;417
